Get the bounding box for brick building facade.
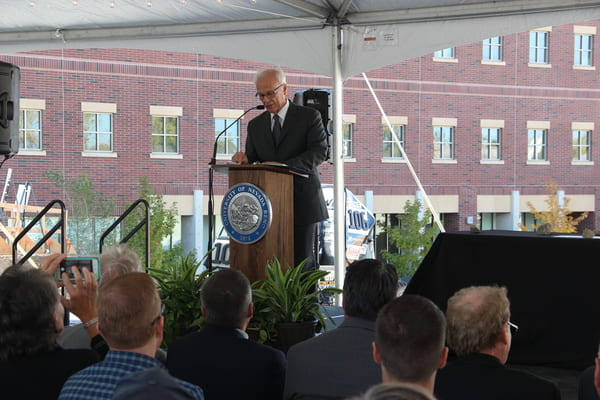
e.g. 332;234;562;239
1;18;599;256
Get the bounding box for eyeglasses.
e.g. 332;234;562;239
150;303;165;326
508;321;519;334
255;83;284;99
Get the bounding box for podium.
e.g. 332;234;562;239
213;164;294;282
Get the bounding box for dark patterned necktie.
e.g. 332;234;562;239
272;114;282;145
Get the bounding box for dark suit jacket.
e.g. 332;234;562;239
0;346;99;399
166;324;286;400
246;100;328;224
284;317;381;400
434;353;561;400
579;365;600;400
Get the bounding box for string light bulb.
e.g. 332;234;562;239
109;0;115;7
29;0;36;6
72;0;78;5
147;0;152;6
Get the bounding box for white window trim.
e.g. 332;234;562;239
527;121;550;130
571;160;594;166
150;105;183;117
480;160;505;165
433;57;458;63
17;149;46;156
432;159;457;164
381;157;407;164
573;26;596;35
81;102;117;113
343;158;357;163
21;99;46;110
150;153;184;160
526;160;550;165
481;60;506;66
573;65;596;71
528;62;552;69
214;108;244;119
82;151;118;158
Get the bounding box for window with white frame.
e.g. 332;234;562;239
527;129;547;161
214;109;244;158
529;30;550;64
481;128;502;161
215;118;240;156
482;37;503;62
342;114;356;159
383;125;404;159
572;124;592;162
150;106;182;154
84;112;112;151
574;26;595;68
433;122;455;160
343;123;353;159
81;102;117;154
434;48;455;59
19;109;42;150
382;116;407;160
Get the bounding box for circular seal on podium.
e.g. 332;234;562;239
221;183;272;244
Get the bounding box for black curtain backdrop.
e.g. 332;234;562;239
404;230;600;370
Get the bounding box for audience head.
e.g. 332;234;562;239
595;340;600;396
97;272;162;351
352;382;437;400
446;285;511;360
343;258;398;321
0;265;63;361
374;295;447;389
99;244;142;289
200;269;252;329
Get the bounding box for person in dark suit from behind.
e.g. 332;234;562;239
232;67;328;271
373;295;448;394
434;285;561;400
0;266;99;399
166;268;286;400
284;258;399;400
578;341;600;400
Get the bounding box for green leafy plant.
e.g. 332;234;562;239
149;251;209;348
249;258;341;344
378;199;439;278
121;176;178;270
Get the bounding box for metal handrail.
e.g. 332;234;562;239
12;199;66;265
99;199;150;270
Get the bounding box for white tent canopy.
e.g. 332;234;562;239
2;0;600;79
3;0;599;286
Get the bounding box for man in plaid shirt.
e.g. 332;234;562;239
59;273;203;400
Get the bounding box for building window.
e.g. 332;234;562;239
529;31;549;64
527;129;547;161
481;128;501;161
572;130;591;161
433;126;454;160
343;122;353;158
482;37;502;61
574;34;593;67
84;112;112;152
434;48;455;59
215;118;240;156
152;116;179;153
383;125;404;159
19;109;42;150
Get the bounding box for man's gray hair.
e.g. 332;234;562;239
99;244;142;288
446;285;510;356
253;68;286;85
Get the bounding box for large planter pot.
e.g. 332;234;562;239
275;320;317;353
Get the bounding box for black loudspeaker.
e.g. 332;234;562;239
0;61;20;156
293;89;332;162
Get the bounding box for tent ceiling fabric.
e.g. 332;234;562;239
2;0;600;78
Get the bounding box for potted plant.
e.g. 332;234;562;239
249;258;341;352
149;251;210;348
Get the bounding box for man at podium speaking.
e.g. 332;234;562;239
232;68;328;271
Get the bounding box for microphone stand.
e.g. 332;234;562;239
206;104;264;272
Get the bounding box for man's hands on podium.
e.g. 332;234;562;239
232;152;248;164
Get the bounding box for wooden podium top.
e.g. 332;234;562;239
211;163;308;178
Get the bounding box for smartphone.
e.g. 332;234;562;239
55;256;100;282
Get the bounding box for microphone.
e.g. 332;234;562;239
210;104;265;165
